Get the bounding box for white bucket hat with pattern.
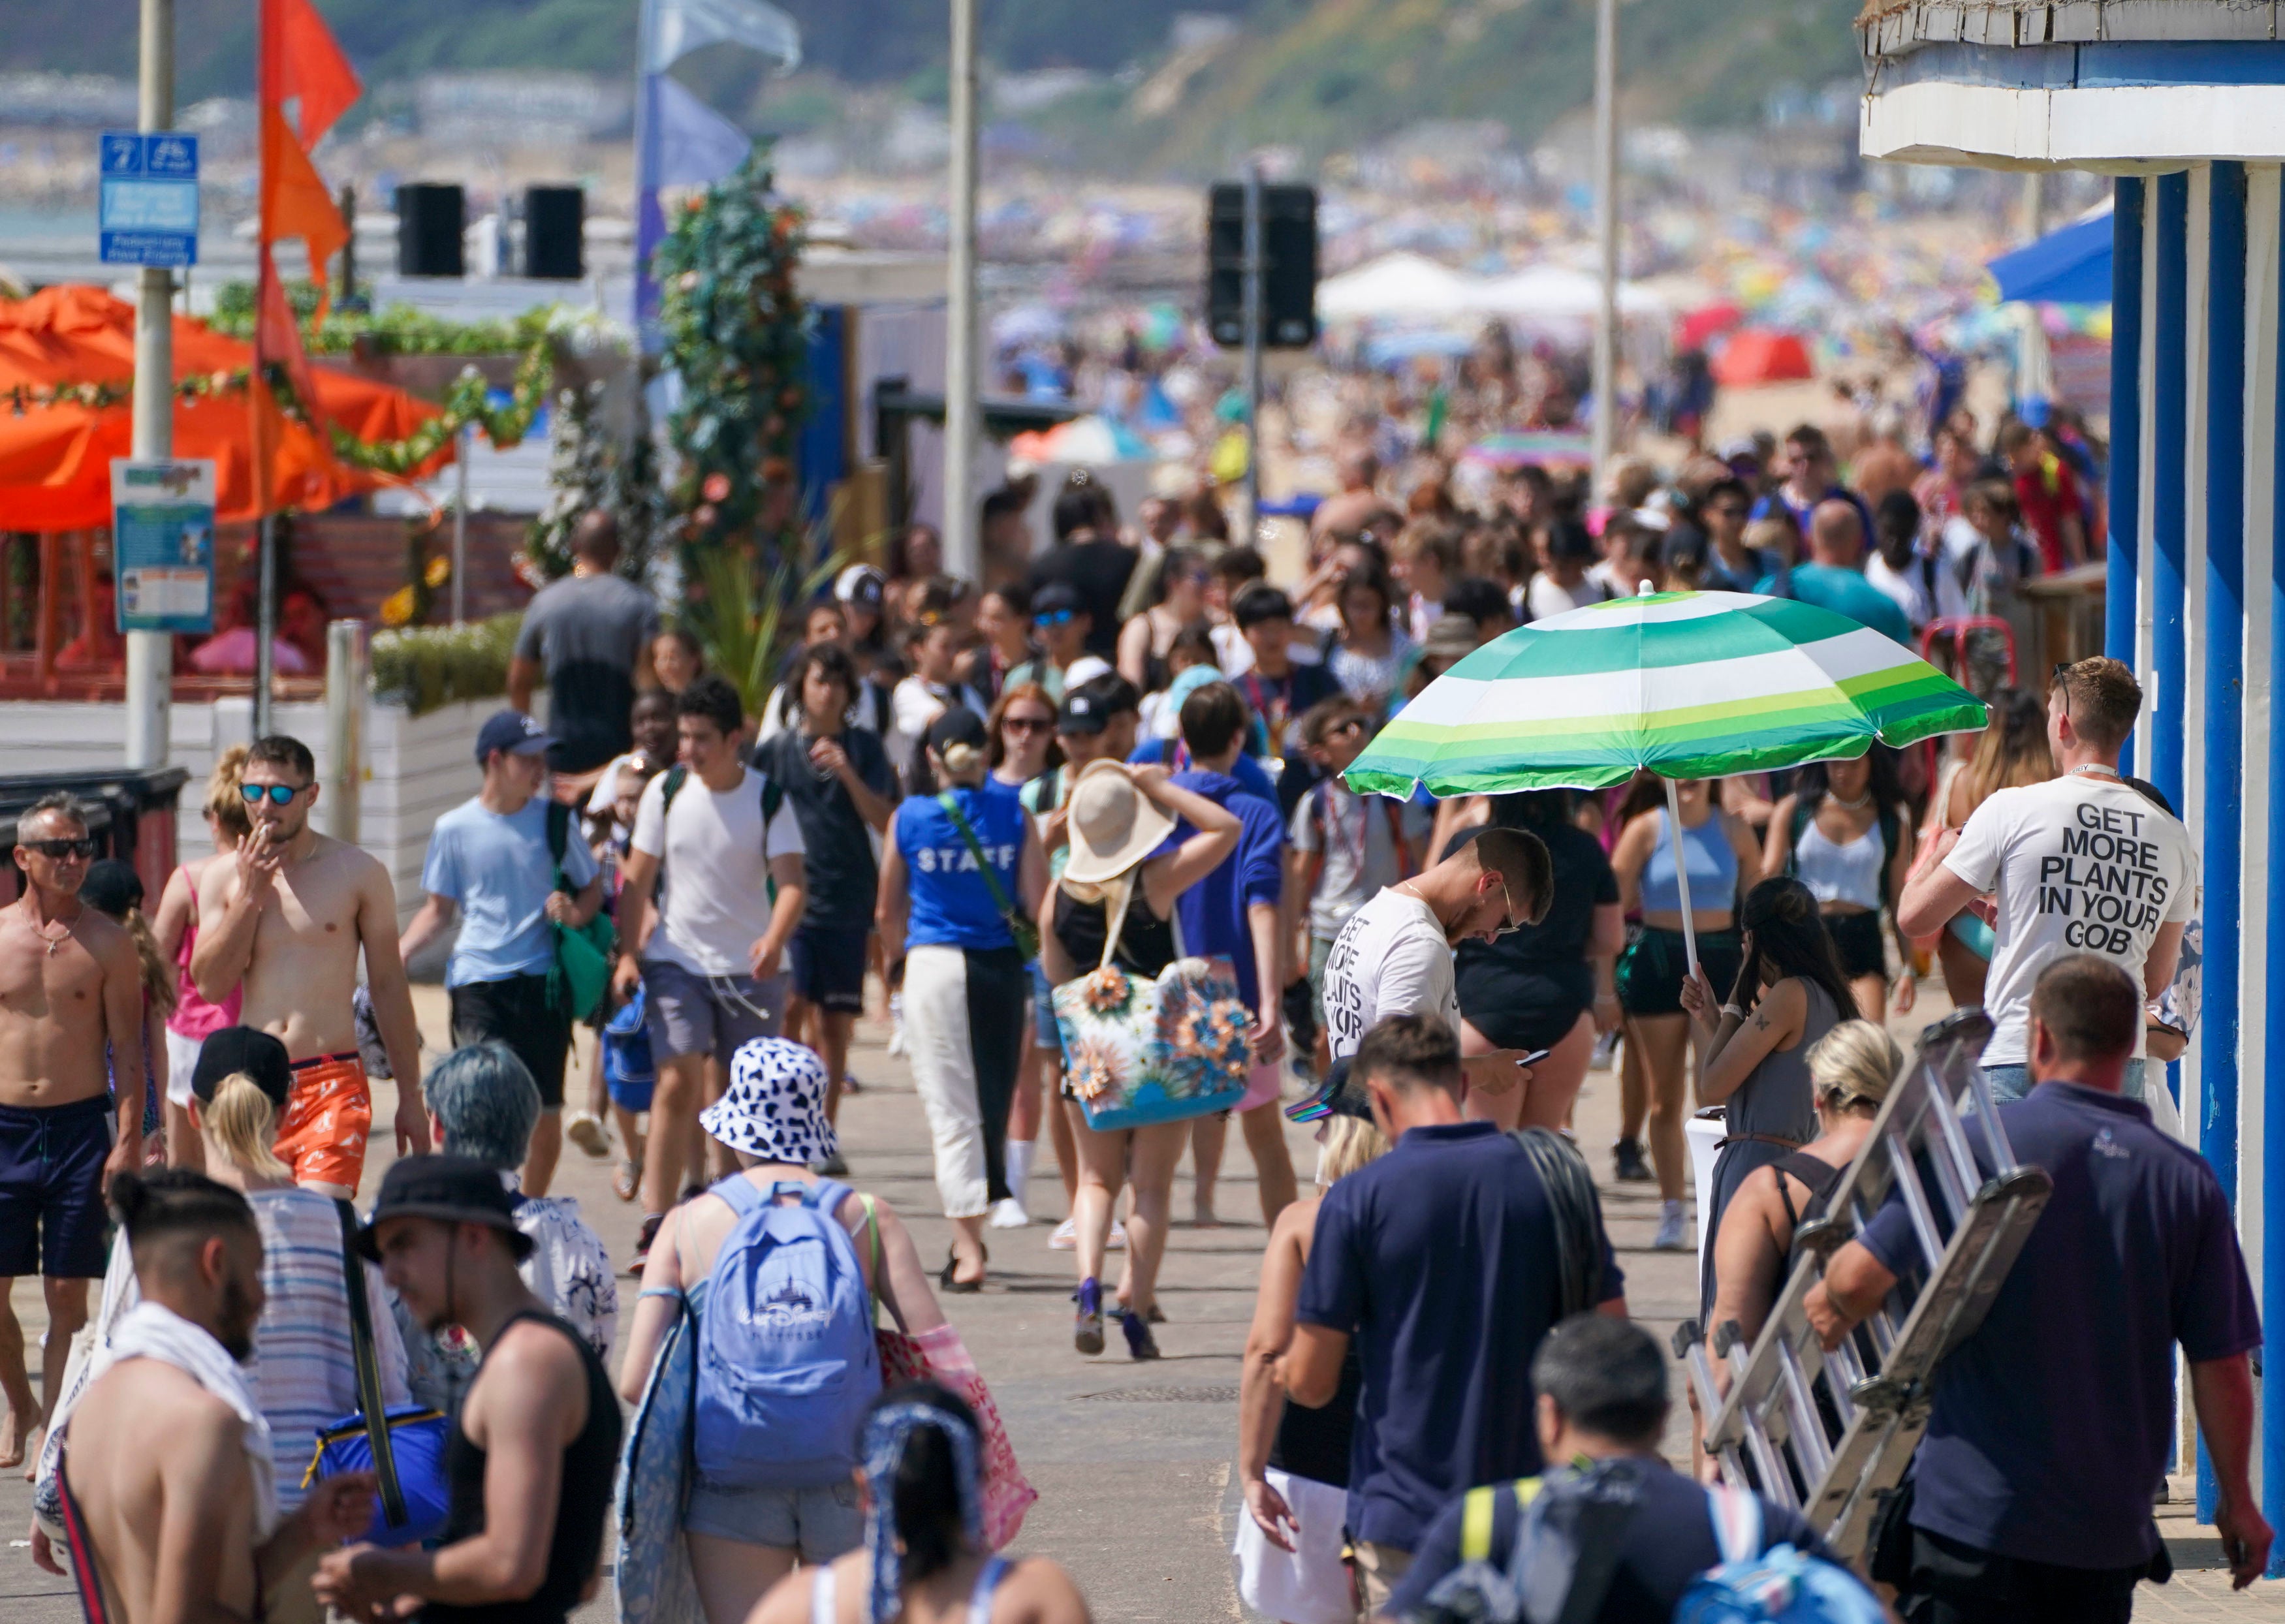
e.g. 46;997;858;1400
701;1038;839;1166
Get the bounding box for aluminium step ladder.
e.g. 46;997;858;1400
1678;1007;2053;1558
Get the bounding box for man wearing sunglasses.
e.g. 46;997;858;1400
0;790;148;1467
1004;582;1092;702
192;736;427;1198
1318;826;1553;1107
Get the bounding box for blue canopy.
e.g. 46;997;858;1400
1987;211;2114;305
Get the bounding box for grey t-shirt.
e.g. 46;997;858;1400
515;572;661;771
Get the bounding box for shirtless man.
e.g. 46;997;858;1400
192;735;426;1198
0;792;145;1467
52;1169;373;1624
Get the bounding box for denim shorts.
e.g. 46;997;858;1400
683;1476;862;1559
1984;1059;2145;1104
1032;959;1064;1056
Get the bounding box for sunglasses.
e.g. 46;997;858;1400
1489;873;1523;937
1329;717;1367;739
1034;610;1077;628
1003;716;1053;735
23;836;95;860
240;783;309;806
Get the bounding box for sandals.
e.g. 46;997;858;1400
939;1243;988;1294
1074;1278;1105;1354
1121;1310;1161;1361
612;1160;640;1202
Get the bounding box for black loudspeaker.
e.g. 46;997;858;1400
1206;182;1318;350
523;185;584;280
396;183;465;278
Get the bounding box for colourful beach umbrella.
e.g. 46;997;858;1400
1346;587;1989;969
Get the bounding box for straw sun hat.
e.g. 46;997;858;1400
1062;759;1176;886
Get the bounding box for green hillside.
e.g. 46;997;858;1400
5;0;1863;168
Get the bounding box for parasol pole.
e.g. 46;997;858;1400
1663;774;1699;979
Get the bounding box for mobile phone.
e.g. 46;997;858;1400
1514;1048;1552;1068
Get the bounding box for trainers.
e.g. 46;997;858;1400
841;1072;863;1095
988;1198;1030;1230
565;1111;610;1159
1613;1137;1653;1183
1074;1278;1105;1355
1107;1221;1127;1252
1653;1199;1688;1251
1050;1217;1077;1251
1121;1309;1161;1361
629;1210;664;1273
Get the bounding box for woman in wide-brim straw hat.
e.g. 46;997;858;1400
618;1037;953;1623
1036;759;1242;1360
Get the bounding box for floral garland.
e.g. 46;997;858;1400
1;340;552;476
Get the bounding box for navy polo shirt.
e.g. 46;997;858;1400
1857;1081;2259;1569
1295;1121;1626;1550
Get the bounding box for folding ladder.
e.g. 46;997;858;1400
1678;1007;2054;1557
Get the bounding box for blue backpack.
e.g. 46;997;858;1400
1674;1487;1883;1624
692;1176;879;1490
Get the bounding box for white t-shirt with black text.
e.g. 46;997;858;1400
1943;773;2196;1065
1320;886;1457;1059
630;766;806;978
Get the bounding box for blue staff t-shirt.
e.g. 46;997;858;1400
1295;1120;1626;1550
422;796;600;987
896;785;1026;952
1857;1081;2259;1569
1165;769;1284;1010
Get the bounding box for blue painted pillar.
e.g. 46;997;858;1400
2267;164;2285;1580
2198;162;2246;1523
2107;179;2147;767
2151;172;2191;815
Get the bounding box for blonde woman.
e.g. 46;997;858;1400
150;744;251;1169
1036;759;1240;1359
34;1027;408;1580
1693;1018;1899;1481
1235;1093;1391;1624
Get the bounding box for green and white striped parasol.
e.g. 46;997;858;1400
1345;587;1989;971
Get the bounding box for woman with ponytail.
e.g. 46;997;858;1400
1677;876;1854;1319
750;1381;1089;1624
78;860;174;1164
877;710;1047;1294
150;745;252;1168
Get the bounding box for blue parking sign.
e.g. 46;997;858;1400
99;131;198;267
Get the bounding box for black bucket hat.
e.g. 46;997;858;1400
357;1154;533;1261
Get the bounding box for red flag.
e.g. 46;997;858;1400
275;0;362;149
259;101;349;294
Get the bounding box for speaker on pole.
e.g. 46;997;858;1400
523;185;584;280
396;183;465;278
1205;181;1317;350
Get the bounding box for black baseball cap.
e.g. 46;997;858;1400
926;706;990;759
1032;582;1084;619
78;859;143;920
1285;1057;1375;1124
1058;674;1140;736
358;1154;533;1260
475;710;553;764
192;1026;293;1108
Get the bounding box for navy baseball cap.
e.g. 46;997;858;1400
475;710;553;764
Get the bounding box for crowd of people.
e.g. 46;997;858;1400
0;396;2261;1624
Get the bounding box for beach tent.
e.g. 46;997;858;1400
1317;253;1485;320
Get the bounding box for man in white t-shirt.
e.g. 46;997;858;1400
1318;827;1551;1104
1899;657;2193;1102
609;674;807;1262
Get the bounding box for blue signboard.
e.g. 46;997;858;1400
112;460;217;634
99;131;198;267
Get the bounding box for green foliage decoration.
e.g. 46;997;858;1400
370;611;524;715
526;379;668;585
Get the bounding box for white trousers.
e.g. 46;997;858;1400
905;945;992;1219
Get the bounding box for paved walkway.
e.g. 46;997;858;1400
0;983;2277;1619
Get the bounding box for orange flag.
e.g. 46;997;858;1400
259;102;348;298
276;0;362;149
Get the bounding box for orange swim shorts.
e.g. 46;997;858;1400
274;1052;372;1193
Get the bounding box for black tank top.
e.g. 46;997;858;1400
1774;1149;1846;1249
1268;1345;1362;1486
1052;884;1177;979
424;1309;622;1624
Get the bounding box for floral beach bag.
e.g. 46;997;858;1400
1050;875;1253;1131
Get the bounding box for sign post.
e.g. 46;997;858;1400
111;460;217;635
100;130;199;270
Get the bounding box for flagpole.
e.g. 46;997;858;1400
633;0;662;351
125;0;175;769
253;0;274;738
943;0;980;582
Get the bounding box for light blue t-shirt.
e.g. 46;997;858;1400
422;796;600;987
1752;563;1914;646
